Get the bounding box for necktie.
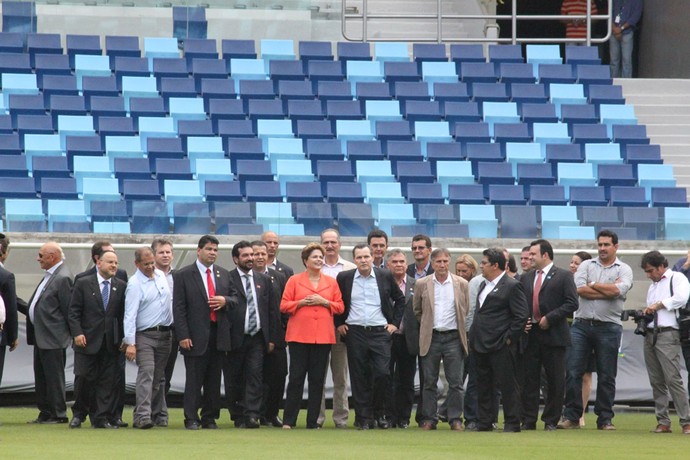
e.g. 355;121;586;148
397;280;406;334
102;280;110;310
532;270;543;321
477;281;487;308
207;268;217;322
245;274;258;335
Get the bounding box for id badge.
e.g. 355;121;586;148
614;14;621;24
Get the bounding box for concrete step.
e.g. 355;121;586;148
646;124;690;135
659;144;690;157
635;105;690;116
626;95;690;105
650;135;690;144
638;115;690;125
619;78;690;95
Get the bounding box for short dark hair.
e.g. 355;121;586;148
352;243;371;258
521;245;531;253
430;248;451;261
641;251;668;269
0;233;9;256
151;237;173;253
483;247;506;269
530;239;554;261
367;229;388;245
301;243;325;266
597;229;618;245
135;247;153;263
575;251;592;262
411;234;432;249
232;240;253;258
198;234;219;249
507;255;518;273
91;240;112;263
250;240;267;249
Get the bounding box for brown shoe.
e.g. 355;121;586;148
419;422;436;431
597;423;616;431
556;419;580;430
450;421;464;432
651;424;672;433
682;424;690;435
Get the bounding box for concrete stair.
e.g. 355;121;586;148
619;78;690;199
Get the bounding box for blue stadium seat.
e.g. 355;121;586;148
384;62;420;82
337;42;372;62
163;179;203;213
561;104;598;125
0;33;25;54
426;142;465;168
365;100;402;121
517;163;555;186
651;187;689;208
285;181;323;203
403;100;442;121
40;177;78;199
27;33;63;65
172;202;212;234
545;143;583;174
247;99;285;120
159;77;197;102
280;81;316;101
664;208;690;240
90;95;127;119
217;120;256;138
98;116;136;137
499;205;537;238
129;96;166;119
432;82;470;103
541;205;579;239
230;58;268;81
41;74;79;103
347;60;384;83
510;84;549;106
191;58;228;92
579;206;622;230
460;62;497;84
610;186;649;207
488;45;523;64
261;39;295;61
476;161;513;189
216;223;265;236
326;182;364;203
494;122;531;145
147;137;185;166
390;224;430;238
201;78;236;109
538;64;575;85
355;82;392;101
81;177;120;206
270;60;305;81
416;203;459;225
144;37;180;66
74;55;111;91
374;42;409;62
436;160;474;195
275;159;314;193
394;82;431;103
91;199;129;223
326;100;364;121
236;159;274;184
307;140;346;163
471;83;509;103
421;61;459;85
0;154;29;178
557;162;596;198
316;160;354;183
0;52;31;73
597;164;636;187
364;182;404;204
194;158;233;185
565;46;600;65
131;201;169;234
526;44;561;65
155;157;193;182
449;44;485;64
588;84;625;105
466;144;503;173
299;41;333;62
571;123;610;144
505;142;543;174
208;98;245;125
5;198;45;231
32;156;69;190
576;64;613;86
600;104;637;136
612;124;649;146
222;39;257;60
499;63;536;84
622;207;660;240
559;226;595;240
569;186;608;206
204;180;243;202
404;183;444;204
444;102;481;124
184;38;219;61
335;203;375;236
296;120;334;139
308;61;345;84
336;120;374;143
373;203;417;234
584;143;623;164
73;156;112;192
414;121;451;145
256;202;294;225
459;204;498;238
114;157;152;186
106;35;141;64
533;122;571;147
105;135;145;166
529;184;567;206
226;138;264;164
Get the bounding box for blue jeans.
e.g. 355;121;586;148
610;31;634;78
563;320;622;427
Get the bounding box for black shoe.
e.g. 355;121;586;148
544;424;558;431
133;420;154;429
31;416;68;425
521;423;537;431
111;418;128;428
269;416;283;428
465;421;479;432
377;417;391;429
259;417;271;426
243;417;260;429
202;421;219;429
185;421;201;430
438;413;448;423
153;419;168;427
358;423;371;431
398;421;410;429
93;422;119;429
69;417;83;429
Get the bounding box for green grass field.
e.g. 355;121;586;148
0;408;688;459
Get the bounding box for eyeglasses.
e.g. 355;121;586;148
411;245;427;251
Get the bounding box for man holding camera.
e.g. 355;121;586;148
559;230;633;431
640;251;690;434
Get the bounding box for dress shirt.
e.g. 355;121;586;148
465;275;486;332
322;256;356;279
574;257;633;325
0;294;5;325
646;268;690;329
414;261;432;279
347;270;387;327
239;269;261;333
29;260;64;322
478;271;506;308
534;263;553;289
124;268;173;344
432;274;458;331
196;260;215;296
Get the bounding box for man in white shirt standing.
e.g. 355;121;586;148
640;250;690;435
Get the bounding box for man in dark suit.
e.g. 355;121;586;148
18;242;74;424
383;249;417;428
174;235;238;430
74;240;129;428
336;243;406;430
470;247;530;432
520;239;578;431
262;231;294;279
224;240;278;429
0;233;19;390
367;229;389;269
251;240;288;428
407;234;434;279
68;250;126;428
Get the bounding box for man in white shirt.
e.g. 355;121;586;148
640;250;690;435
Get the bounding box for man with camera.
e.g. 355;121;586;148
639;251;690;434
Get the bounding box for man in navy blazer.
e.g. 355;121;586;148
224;240;278;429
520;239;578;431
336;244;406;430
470;248;530;432
0;234;18;392
68;250;126;428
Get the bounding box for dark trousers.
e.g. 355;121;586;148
0;344;6;386
223;331;265;421
72;342;119;425
521;329;566;427
420;330;464;425
415;355;425;424
682;341;690;398
383;334;417;425
108;352;126;420
344;325;392;427
261;346;288;421
34;347;67;419
475;343;522;431
182;323;223;424
463;350;500;425
283;342;330;428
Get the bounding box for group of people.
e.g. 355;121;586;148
1;227;690;434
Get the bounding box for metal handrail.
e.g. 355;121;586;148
343;0;612;45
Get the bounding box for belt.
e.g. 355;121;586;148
574;318;608;326
650;327;677;333
141;325;173;332
433;329;458;335
348;324;386;332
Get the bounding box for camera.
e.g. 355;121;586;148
620;309;654;336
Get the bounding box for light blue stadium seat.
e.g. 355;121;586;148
1;72;39;106
5;198;45;230
164;179;203;214
482;102;520;134
266;223;304;236
557;162;596;198
275;159;314;194
600;104;637;137
436;160;474;195
526;44;562;66
459;204;498;238
584;143;623;165
506;143;543;174
138;117;177;145
194;158;233;185
24;133;63;167
373;203;416;234
169;97;206;123
186;136;224;162
533;122;571;151
93;221;131;233
638;164;677;200
559;225;595;240
74;55;111;90
356;159;395;183
346;60;384;85
664;208;690;240
257;119;294;141
421;61;458;88
414;121;451;152
266;137;304;165
365;100;401;121
81;177;120;206
260;39;296;61
230;58;268;83
105;135;146;167
57;115;95;145
144;37;179;68
47;199;88;231
73;156;113;193
336;119;375;144
375;42;410;62
549;83;586;116
541;205;579;239
256;202;294;224
121;76;159;111
364;182;405;204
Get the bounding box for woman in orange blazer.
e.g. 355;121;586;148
280;242;344;429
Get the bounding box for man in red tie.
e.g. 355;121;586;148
520;239;579;430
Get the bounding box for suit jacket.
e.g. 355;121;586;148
520;265;579;347
273;260;294;280
0;266;18;347
335;267;406;329
469;273;530;354
265;268;288;348
407;262;434;278
280;271;344;344
400;275;419;356
173;262;238;356
413;273;470;357
68;274;126;355
19;263;74;349
228;269;279;349
75;266;128;283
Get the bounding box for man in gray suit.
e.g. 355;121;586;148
19;242;74;424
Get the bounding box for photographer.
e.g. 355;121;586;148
640;251;690;435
